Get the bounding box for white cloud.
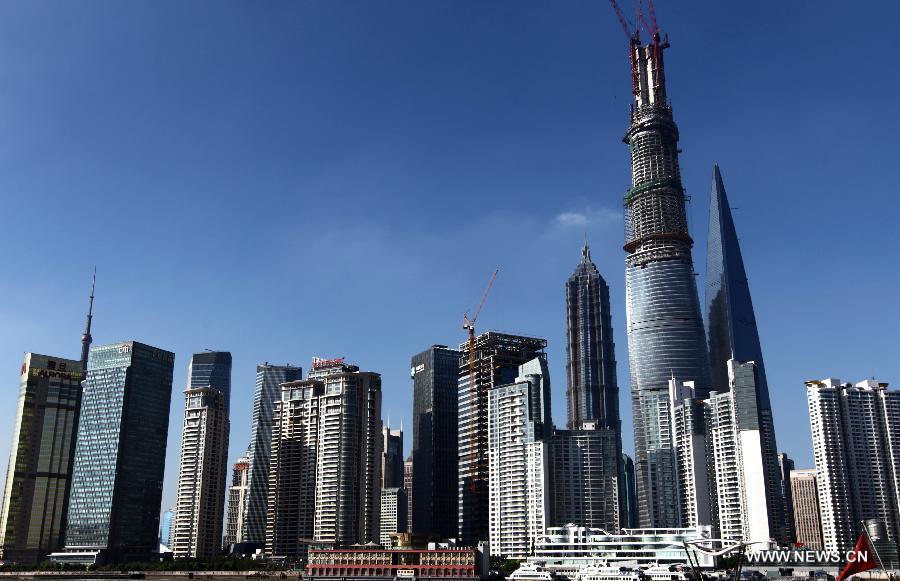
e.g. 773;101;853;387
553;207;621;228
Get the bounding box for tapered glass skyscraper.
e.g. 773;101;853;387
705;165;786;542
622;33;710;528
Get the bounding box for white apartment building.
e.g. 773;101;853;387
806;378;900;553
379;487;407;547
488;357;552;559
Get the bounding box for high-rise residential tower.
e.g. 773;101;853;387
382;424;404;489
705;165;785;542
224;452;250;550
0;354;83;564
172;352;232;559
458;332;546;544
56;341;174;564
488;357;552;558
805;378;900;552
550;421;620;532
242;363;302;547
621;32;711;528
266;359;382;557
790;469;823;550
410;345;460;538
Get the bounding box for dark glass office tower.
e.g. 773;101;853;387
622;32;711;528
410;345;460;538
60;342;174;564
705;165;785;542
564;242;626;529
457;332;546;544
566;242;619;430
241;363;302;547
0;354;82;564
382;424;404;489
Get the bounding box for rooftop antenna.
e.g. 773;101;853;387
80;267;96;371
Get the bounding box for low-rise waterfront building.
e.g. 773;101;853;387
305;535;489;580
528;525;714;580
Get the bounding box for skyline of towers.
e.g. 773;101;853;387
59;341;174;564
241;362;303;547
622;34;712;529
457;332;547;545
410;345;460;538
0;354;83;564
172;351;232;559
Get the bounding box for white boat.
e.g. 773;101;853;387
641;564;692;581
575;564;645;581
509;561;557;580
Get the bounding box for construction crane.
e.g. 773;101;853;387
608;0;665;95
462;267;499;493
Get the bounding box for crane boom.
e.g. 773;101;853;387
462;267;500;494
608;0;634;39
471;268;499;324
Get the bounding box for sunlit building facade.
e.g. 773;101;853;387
55;341;174;564
0;354;83;564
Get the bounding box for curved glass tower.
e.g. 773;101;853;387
622;33;711;528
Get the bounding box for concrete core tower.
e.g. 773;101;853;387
622;32;711;528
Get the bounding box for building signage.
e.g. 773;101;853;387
312;357;345;369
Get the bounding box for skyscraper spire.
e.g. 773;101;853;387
705;164;786;542
80;267;95;370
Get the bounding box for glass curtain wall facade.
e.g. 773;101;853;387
622;36;711;528
705;165;786;542
410;345;460;538
241;363;302;546
61;341;174;564
0;354;83;564
565;242;625;528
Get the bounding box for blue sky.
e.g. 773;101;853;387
1;1;898;515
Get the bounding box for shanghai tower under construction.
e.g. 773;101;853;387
621;30;711;528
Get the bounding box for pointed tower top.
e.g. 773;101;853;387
80;267;96;371
582;237;592;263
